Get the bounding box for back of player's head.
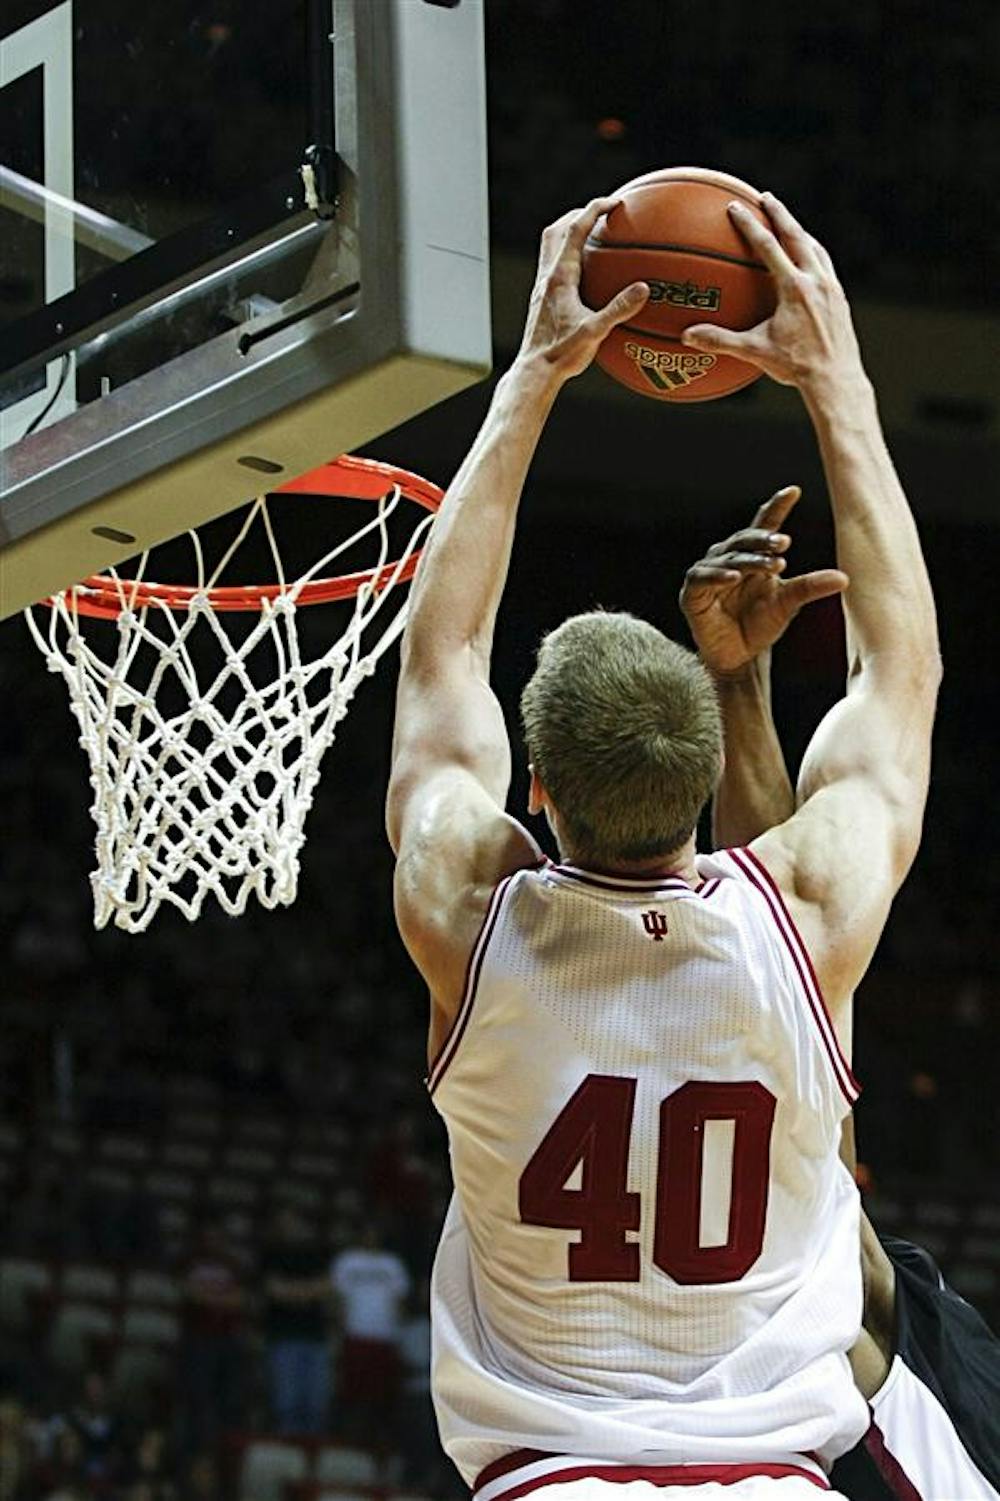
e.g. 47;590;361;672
520;611;722;865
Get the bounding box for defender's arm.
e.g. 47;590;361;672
712;657;793;846
679;484;844;847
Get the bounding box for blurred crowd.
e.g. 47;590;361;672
489;0;998;308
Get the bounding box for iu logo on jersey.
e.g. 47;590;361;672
641;910;668;942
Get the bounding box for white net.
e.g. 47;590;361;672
25;482;435;933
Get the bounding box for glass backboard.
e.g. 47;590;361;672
0;0;489;617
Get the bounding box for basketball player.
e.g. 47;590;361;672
679;499;1000;1499
387;192;940;1498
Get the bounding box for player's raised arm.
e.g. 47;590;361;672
684;194;942;1015
387;200;648;1048
679;484;847;847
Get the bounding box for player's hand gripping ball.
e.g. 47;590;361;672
581;166;777;402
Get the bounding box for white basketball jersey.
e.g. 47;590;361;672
429;848;868;1486
870;1357;1000;1500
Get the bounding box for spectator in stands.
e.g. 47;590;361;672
0;1385;34;1501
396;1276;453;1497
44;1369;126;1490
368;1113;433;1270
260;1207;332;1435
176;1220;246;1457
33;1424;88;1499
331;1222;410;1451
178;1451;218;1501
122;1424;175;1493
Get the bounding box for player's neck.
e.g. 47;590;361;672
560;839;699;887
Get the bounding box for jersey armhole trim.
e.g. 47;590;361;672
427;872;517;1098
861;1410;926;1500
729;846;861;1106
868;1354;905;1414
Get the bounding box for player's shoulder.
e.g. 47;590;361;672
740;819;862;1015
696;841;806;940
394;792;543;1036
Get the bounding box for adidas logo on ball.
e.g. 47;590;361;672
624;342;716;390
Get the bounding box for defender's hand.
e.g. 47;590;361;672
518;199;649;380
680;194;864;391
681;486;849;677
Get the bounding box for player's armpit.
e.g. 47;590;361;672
392;764;540;1058
751;772;910;1028
749;656;936;1011
387;653;515;849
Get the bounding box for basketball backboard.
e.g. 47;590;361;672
0;0;489;618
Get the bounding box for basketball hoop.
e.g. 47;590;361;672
25;456;442;933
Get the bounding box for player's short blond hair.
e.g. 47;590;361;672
520;611;722;865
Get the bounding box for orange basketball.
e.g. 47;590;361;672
581;167;776;403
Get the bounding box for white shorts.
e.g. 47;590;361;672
523;1480;844;1501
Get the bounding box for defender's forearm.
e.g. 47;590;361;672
802;374;939;678
713;652;794;848
402;356;561;679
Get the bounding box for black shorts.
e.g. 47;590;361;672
830;1235;1000;1500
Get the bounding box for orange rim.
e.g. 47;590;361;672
56;455;443;619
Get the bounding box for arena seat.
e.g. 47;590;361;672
168;1108;223;1139
971;1202;1000;1232
914;1198;962;1229
308;1491;372;1501
272;1180;325;1213
948;1263;997;1300
121;1306;179;1345
0;1257;52;1330
235;1117;289;1146
155;1203;191;1238
162;1139;214;1171
125;1269;180;1306
86;1163;134;1195
239;1439;310;1501
48;1300;117;1370
287;1153;341;1182
145;1169;196;1202
960;1235;1000;1265
207;1175;259;1208
224;1146;278;1177
46;1124;84;1156
315;1447;379;1486
109;1342;171;1415
100;1133;151;1163
62;1264;120;1302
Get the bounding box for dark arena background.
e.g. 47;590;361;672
1;2;999;1498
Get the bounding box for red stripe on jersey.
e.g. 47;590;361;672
863;1416;926;1499
728;847;860;1106
427;874;516;1097
475;1457;829;1500
475;1450;554;1490
554;864;694;895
